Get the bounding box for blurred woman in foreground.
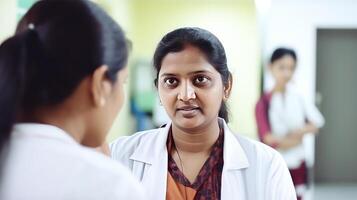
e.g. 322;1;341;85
0;0;144;199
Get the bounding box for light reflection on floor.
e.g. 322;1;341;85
304;183;357;200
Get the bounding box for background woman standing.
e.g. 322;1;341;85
255;47;325;200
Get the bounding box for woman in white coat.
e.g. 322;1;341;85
0;0;144;199
255;48;325;200
110;27;296;200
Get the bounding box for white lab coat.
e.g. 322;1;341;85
0;123;145;200
269;87;325;168
110;119;296;200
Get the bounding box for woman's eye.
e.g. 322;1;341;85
164;78;178;86
194;76;209;85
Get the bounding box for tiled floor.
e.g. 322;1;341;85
304;183;357;200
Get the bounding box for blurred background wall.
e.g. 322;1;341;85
0;0;17;42
263;0;357;102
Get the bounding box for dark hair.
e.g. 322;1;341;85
153;27;231;122
270;47;297;63
0;0;129;155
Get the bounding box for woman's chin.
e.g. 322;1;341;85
174;117;205;130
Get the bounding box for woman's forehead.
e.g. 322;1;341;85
159;46;217;76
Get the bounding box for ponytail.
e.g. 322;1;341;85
0;30;34;155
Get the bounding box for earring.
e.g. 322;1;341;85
100;98;106;107
223;94;229;101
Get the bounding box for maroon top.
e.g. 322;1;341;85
255;92;277;148
167;126;224;200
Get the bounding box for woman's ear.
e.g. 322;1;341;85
90;65;112;107
223;73;233;101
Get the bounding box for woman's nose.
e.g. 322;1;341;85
177;81;196;101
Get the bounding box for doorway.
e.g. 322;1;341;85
315;29;357;182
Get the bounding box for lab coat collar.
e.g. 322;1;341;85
129;118;250;170
129;121;171;164
12;123;79;145
220;118;250;170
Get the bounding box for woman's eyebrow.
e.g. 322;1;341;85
160;73;178;77
188;70;214;75
160;70;214;78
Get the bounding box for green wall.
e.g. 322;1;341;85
17;0;37;19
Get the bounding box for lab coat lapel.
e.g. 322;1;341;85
129;122;172;200
220;119;250;200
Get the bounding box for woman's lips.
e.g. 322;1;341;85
176;106;200;118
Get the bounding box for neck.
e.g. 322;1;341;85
19;105;85;144
171;119;220;154
272;83;286;93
